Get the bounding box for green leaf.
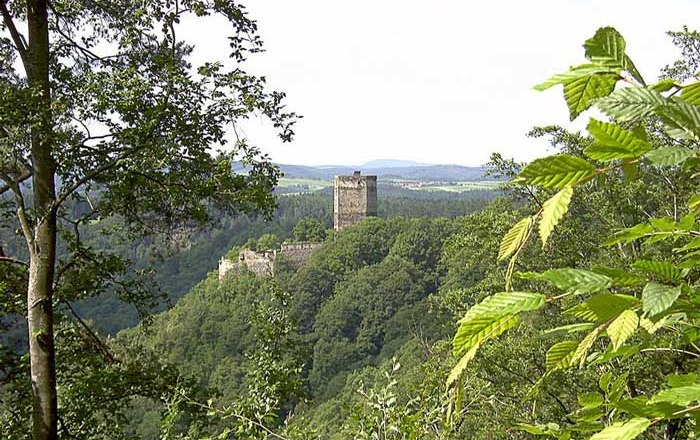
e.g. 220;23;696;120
539;268;612;295
645;147;694;167
498;216;534;261
546;340;579;370
565;293;639;323
452;291;546;366
579;392;605;409
603;223;654;246
516;155;596;189
534;64;619;91
690;194;700;211
542;322;596;338
632;260;682;283
668;373;700;387
674;237;700;253
615;397;683;418
600;372;614;393
650;385;700;406
639;315;673;334
681;82;700;106
609;374;630;402
592;266;645;286
584;27;644;84
571;325;604;367
650;79;677;92
461;291;547;322
678;213;696;231
621;162;638;182
591;345;640;365
641;283;681;317
607;309;639;350
564;73;618;120
656;99;700;141
597;87;665;122
446;344;478;389
453;314;520;357
539;186;573;246
589;418;650;440
515;423;547;435
584;119;651;162
649;217;676;232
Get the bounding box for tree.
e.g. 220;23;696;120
447;27;700;438
0;1;298;438
256;233;280;251
292;218;327;242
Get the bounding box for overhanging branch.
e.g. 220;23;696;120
0;255;28;267
0;170;32;196
0;0;29;71
52;143;149;212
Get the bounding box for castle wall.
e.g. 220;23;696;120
218;249;275;279
279;242;323;268
240;249;275;277
218;243;322;280
334;172;377;231
218;257;238;280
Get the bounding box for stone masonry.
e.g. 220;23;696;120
333;171;377;231
218;242;323;280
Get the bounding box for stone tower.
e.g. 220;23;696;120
334;171;377;231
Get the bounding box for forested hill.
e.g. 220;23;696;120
119;214;472;437
73;189;495;335
116;192;609;438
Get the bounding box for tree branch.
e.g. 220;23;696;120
52;144;149;211
60;299;116;363
1;174;34;246
0;0;29;69
0;170;32;196
0;255;28;267
48;1;128;64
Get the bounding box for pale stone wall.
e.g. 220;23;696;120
218;249;275;279
218;256;238;280
333;172;377;231
279;242;323;268
218;243;323;280
240;249;275;277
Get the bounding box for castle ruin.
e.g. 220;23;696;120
334;171;377;231
218;172;378;280
218;242;324;279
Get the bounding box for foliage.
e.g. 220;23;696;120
0;0;300;436
448;26;700;439
292;218;328;243
255;233;281;251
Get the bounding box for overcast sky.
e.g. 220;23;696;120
188;0;700;166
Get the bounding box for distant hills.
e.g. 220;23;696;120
358;159;430;168
276;161;490;181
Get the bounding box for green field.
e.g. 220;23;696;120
278;177;501;194
411;180;502;192
277;178;332;191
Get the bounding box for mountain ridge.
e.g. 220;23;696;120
275;161;490;181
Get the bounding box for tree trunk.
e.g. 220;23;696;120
25;1;58;438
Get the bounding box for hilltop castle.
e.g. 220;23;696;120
218;171;378;279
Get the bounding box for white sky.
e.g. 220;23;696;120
187;0;700;166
